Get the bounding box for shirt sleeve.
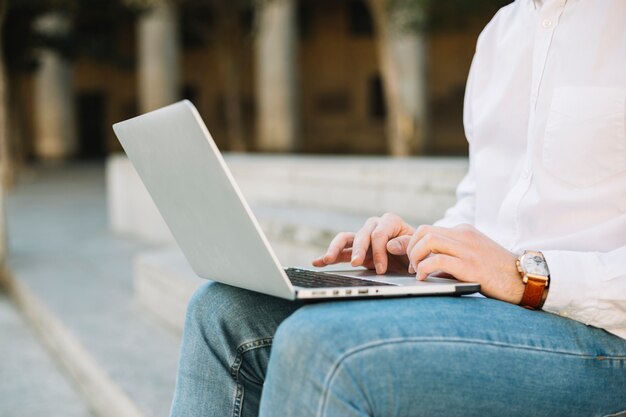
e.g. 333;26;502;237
542;247;626;339
433;163;476;228
433;51;478;228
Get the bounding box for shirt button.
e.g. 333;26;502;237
542;19;552;28
560;311;569;317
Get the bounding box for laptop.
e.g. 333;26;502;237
113;100;480;301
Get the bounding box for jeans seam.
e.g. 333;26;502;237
230;337;273;417
315;337;626;417
602;411;626;417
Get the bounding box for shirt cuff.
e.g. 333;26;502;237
541;250;599;325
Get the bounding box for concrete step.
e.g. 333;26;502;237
0;290;94;417
5;164;182;417
107;153;467;245
134;204;385;334
254;203;373;250
134;248;204;333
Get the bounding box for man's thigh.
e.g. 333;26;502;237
262;296;626;417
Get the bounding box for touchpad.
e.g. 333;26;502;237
330;269;458;286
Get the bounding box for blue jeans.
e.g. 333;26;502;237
170;282;626;417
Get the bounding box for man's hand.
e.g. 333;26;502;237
400;224;525;304
312;213;414;274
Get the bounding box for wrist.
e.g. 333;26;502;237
501;258;526;304
507;272;526;305
485;251;526;304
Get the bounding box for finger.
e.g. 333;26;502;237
351;218;378;267
387;235;411;255
415;254;464;281
408;234;465;273
322;232;355;264
370;225;394;274
371;214;415;274
429;271;456;279
312;248;352;267
312;257;325;267
406;225;469;262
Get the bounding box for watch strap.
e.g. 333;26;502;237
520;276;547;310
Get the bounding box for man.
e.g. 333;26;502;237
170;0;626;415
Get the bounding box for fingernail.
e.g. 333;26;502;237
375;263;383;274
388;241;402;252
351;250;360;261
408;265;415;274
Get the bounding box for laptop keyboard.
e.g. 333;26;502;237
285;268;394;288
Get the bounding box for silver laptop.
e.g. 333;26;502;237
113;100;480;301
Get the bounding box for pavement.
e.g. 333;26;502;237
3;163;181;417
0;290;94;417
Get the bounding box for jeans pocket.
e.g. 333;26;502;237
542;86;626;187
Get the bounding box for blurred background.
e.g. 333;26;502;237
0;1;509;416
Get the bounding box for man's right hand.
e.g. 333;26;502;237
312;213;415;275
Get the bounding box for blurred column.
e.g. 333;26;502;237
256;0;298;152
138;0;180;113
33;13;77;161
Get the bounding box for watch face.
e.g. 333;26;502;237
522;253;550;276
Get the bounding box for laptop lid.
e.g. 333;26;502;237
113;100;296;300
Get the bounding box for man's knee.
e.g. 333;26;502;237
185;281;301;348
185;282;254;337
270;304;348;370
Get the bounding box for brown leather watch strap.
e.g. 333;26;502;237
520;276;547;310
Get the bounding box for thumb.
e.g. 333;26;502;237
387;235;411;255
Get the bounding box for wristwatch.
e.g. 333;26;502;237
516;251;550;310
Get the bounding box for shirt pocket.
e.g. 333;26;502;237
542;86;626;187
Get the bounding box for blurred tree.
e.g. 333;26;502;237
0;0;8;270
369;0;510;156
0;0;140;268
3;0;137;168
127;0;255;151
369;0;426;156
187;0;255;151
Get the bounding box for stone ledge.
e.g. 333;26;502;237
135;248;204;333
107;153;467;245
0;290;93;417
6;163;181;417
134;243;325;334
3;271;146;417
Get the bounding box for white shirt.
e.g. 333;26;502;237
435;0;626;339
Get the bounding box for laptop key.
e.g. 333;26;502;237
285;268;394;288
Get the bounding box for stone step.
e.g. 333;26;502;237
134;248;204;333
0;290;94;417
107;153;466;245
254;203;373;250
134;243;341;335
134;204;385;334
5;164;182;417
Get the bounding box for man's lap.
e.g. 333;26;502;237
275;295;626;357
187;282;626;416
262;296;626;416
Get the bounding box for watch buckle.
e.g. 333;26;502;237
524;274;549;286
